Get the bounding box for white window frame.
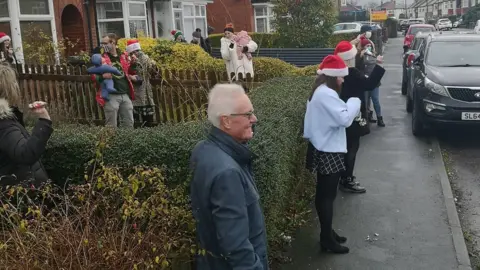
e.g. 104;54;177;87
253;3;275;33
462;0;469;7
2;0;57;64
170;2;207;41
96;0;149;39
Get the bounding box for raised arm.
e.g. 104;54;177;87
210;169;264;270
0;119;53;165
318;93;361;128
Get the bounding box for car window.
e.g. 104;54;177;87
345;24;357;30
410;27;434;35
334;24;345;31
426;41;480;66
412;38;425;50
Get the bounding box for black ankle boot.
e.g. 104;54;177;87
332;229;347;243
377;116;385;127
340;177;366;193
368;111;377;123
320;235;349;254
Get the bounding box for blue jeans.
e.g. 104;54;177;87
365;87;382;117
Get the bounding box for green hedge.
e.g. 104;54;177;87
43;76;314;244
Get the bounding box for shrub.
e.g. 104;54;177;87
208;32;281;48
293;65;317;76
0;148;196;268
253;57;297;80
43;76;315;264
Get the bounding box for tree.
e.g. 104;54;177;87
365;0;379;9
272;0;337;48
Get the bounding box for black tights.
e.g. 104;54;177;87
315;170;341;240
342;134;360;178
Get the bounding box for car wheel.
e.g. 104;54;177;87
412;95;425;136
406;94;413;113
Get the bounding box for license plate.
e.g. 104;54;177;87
461;112;480;120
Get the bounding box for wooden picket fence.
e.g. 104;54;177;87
16;64;261;125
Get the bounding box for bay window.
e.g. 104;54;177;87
0;0;57;63
253;4;275;33
96;0;149;39
154;1;207;41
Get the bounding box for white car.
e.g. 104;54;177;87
436;19;452;31
333;22;362;35
453;21;460;28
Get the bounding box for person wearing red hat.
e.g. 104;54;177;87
90;33;135;128
0;32;16;65
304;55;361;254
333;40;385;193
126;39;156;127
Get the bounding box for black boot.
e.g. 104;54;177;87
332;229;347;243
377;116;385;127
320;233;349;254
340;177;366;193
368;111;377;123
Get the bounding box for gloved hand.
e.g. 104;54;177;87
229;42;234;49
242;46;248;53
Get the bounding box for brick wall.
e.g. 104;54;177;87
53;0;98;53
207;0;254;34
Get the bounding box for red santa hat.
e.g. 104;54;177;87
317;55;349;77
0;32;10;44
126;39;141;53
334;41;357;61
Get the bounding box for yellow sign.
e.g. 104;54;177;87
370;10;387;21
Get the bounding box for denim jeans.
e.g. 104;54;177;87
365;87;382;117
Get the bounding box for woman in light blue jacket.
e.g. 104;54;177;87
304;55;361;254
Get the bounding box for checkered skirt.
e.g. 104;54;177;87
312;149;346;175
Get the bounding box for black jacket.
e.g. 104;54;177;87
0;102;53;186
340;65;385;137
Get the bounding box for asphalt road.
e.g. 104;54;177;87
281;35;468;270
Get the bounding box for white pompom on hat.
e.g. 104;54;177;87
0;32;10;44
334;40;357;61
317;55;349;77
126;39;141;53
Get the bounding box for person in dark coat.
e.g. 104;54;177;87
333;41;385;193
189;84;268;270
0;64;53;187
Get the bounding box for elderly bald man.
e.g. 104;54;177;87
189;84;268;270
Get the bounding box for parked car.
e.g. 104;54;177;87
403;24;435;52
402;32;429;95
399;20;408;31
406;33;480;136
453;20;460;28
435;18;453;31
333;22;362;34
401;18;425;31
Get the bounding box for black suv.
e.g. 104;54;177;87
407;33;480;136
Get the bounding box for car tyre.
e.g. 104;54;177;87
406;94;413;113
412;94;425;136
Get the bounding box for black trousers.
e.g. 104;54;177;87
315;170;341;240
342;133;360;178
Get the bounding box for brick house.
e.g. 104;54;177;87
0;0;212;63
207;0;274;33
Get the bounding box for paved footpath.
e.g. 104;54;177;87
282;37;471;270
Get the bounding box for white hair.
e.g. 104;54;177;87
207;84;246;128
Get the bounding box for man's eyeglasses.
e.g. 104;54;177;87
230;111;255;120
